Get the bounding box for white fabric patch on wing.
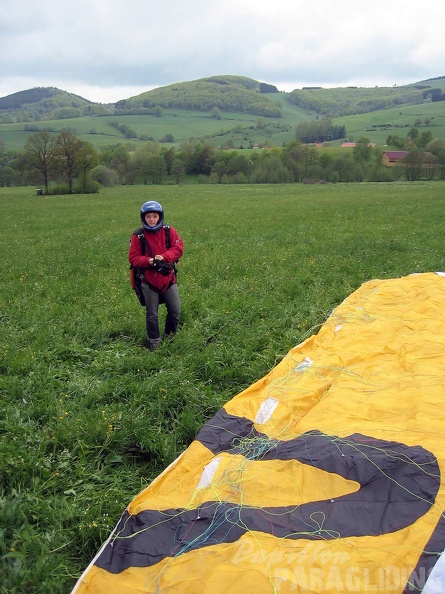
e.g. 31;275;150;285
254;397;279;424
294;357;313;372
197;457;222;489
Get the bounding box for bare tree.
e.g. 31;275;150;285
54;130;83;193
77;143;99;192
24;131;57;194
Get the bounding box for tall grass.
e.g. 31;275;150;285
1;182;444;593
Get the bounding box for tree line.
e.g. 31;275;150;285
422;88;445;102
1;127;445;192
296;117;346;143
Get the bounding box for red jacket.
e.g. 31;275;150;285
128;226;184;293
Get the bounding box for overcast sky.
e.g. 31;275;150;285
1;0;444;104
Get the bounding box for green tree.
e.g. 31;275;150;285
53;107;82;119
226;154;250;177
301;146;319;179
252;155;290;183
353;137;373;163
147;155;167;184
386;134;405;149
124;127;137;139
171;158;186;184
90;165;119;187
416;130;433;149
134;142;161;184
109;144;130;182
183;142;216;175
333;154;355;182
295;116;342;143
427;139;445;180
8;152;29;186
124;152;139;185
161;147;177;175
318;152;334;180
0;166;18;187
407;127;420;144
210;106;222;120
211;160;227;183
282;142;305;182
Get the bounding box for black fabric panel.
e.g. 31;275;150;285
95;414;440;574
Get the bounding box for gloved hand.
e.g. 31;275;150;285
152;260;172;276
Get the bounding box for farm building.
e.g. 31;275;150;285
382;151;409;166
382;151;437;167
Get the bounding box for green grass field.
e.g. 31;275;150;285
0;104;305;152
336;100;445;144
1;182;444;593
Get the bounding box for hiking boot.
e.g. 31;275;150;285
148;338;161;351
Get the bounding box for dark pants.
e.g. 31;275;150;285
141;282;180;340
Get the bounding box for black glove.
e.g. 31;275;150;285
152;260;172;276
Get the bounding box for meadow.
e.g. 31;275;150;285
3;89;445;153
335;100;445;145
0;100;309;152
1;182;444;593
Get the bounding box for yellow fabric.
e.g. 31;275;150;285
72;273;445;594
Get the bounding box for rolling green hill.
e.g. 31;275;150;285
1;75;445;152
336;100;445;145
117;75;282;117
0;87;112;122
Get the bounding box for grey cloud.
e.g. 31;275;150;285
1;0;444;102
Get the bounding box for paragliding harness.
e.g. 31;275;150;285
130;226;177;306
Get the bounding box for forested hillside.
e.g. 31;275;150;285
287;76;445;117
116;75;282;117
0;87;112;122
2;74;445;125
2;74;445;156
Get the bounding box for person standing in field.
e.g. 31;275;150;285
129;200;184;351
